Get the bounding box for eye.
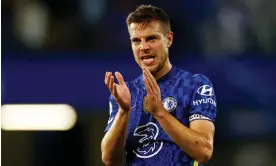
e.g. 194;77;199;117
147;36;156;41
131;38;140;44
146;35;158;43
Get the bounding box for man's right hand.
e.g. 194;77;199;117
105;71;131;111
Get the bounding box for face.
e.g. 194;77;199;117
128;21;173;74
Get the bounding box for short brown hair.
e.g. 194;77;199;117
126;5;171;33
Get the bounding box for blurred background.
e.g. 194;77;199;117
1;0;276;165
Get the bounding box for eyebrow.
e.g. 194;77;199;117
130;34;159;41
146;35;159;40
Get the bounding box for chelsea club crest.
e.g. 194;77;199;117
162;97;177;112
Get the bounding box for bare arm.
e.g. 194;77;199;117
101;107;130;166
153;109;214;163
101;71;131;166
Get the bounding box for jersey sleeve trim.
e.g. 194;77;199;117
189;113;212;122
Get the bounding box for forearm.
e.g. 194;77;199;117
101;107;130;165
153;109;212;163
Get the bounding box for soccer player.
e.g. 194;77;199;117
101;5;217;166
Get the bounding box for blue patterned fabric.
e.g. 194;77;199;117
105;66;217;166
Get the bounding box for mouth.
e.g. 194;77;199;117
141;55;155;65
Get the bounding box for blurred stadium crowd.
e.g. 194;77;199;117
2;0;276;57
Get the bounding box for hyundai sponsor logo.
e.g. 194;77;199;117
197;85;214;97
193;98;216;107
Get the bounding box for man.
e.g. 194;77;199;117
101;4;217;166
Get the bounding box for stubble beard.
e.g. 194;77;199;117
149;53;168;75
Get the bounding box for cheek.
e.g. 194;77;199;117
134;54;139;60
133;53;140;62
133;48;139;56
132;46;139;54
156;45;166;57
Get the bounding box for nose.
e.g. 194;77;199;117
140;42;150;51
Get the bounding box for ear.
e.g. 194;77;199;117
167;31;173;48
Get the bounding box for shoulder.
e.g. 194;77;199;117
174;66;213;88
170;66;192;82
191;74;215;97
192;74;213;85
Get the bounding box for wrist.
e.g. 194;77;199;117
152;106;167;118
119;106;131;113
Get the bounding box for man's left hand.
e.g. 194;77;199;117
143;67;164;115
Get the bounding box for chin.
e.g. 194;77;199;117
147;65;160;74
139;62;160;74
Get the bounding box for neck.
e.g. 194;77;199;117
153;60;172;81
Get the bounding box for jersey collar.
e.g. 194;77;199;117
139;66;177;85
156;66;177;83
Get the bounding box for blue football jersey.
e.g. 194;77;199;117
105;66;217;166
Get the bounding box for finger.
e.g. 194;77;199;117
105;72;108;80
112;83;118;98
144;68;157;86
105;72;111;87
144;68;158;92
144;68;159;92
143;69;154;91
108;75;114;92
143;70;153;95
115;71;125;85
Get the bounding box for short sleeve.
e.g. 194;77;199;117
104;95;119;132
189;74;217;123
